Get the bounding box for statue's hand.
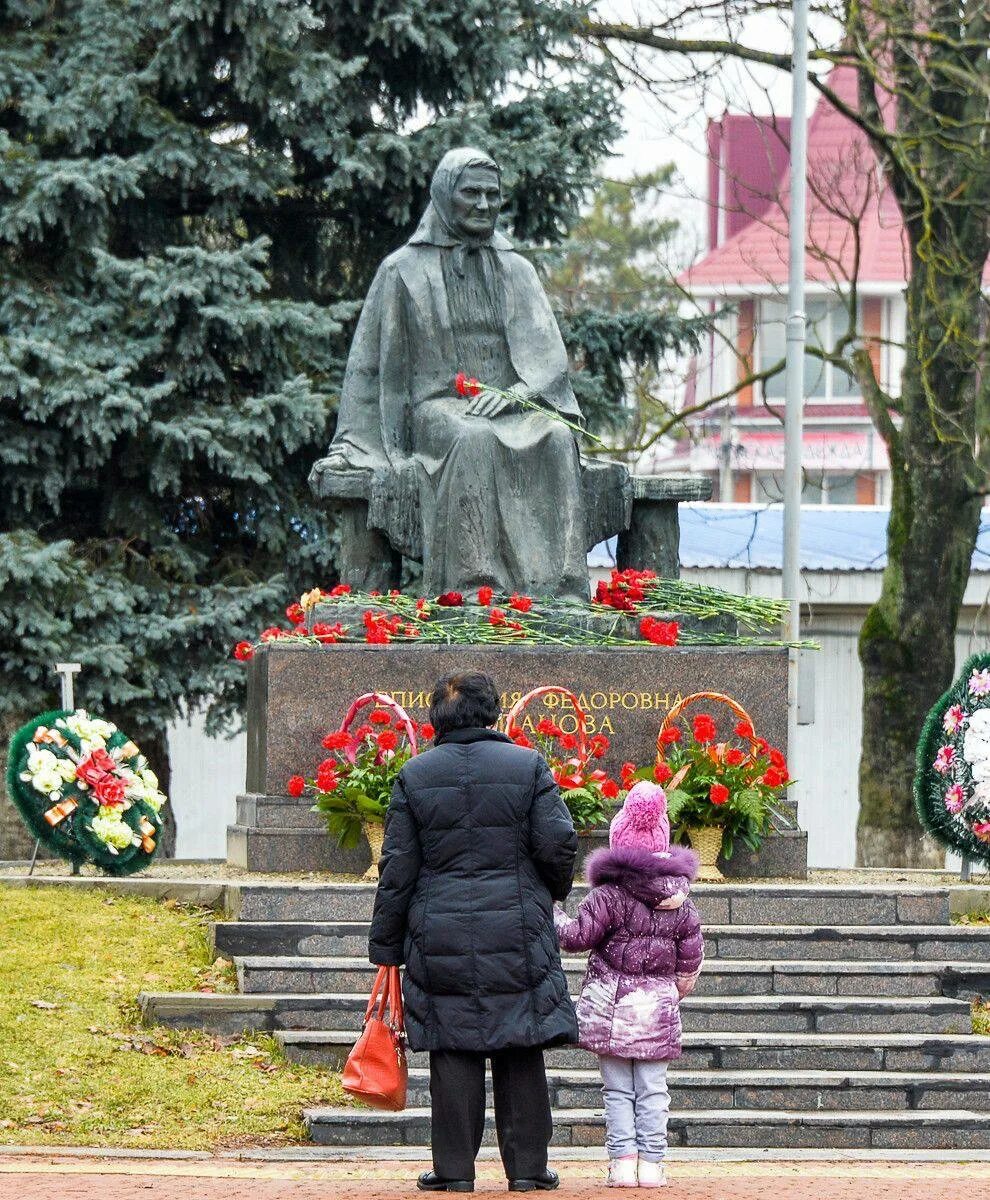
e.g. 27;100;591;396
465;387;520;419
310;447;356;475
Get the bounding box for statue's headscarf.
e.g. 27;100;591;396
409;147;509;276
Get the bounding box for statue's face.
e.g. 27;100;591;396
449;166;501;239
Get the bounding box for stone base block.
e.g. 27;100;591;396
227;823;371;875
575;827;808;880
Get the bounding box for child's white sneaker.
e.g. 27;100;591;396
637;1160;668;1188
606;1156;639;1188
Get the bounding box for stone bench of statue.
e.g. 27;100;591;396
308;146;712;598
308;460;712;593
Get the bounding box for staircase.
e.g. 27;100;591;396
139;882;990;1152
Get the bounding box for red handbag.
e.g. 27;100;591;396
342;965;408;1111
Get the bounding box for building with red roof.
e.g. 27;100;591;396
655;65;911;505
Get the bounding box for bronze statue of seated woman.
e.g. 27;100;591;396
310;147;630;603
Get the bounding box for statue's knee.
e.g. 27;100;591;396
456;422;496;454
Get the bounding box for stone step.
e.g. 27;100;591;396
231;955;990;1000
140;990;974;1036
393;1067;990;1113
214;920;988;963
302;1106;990;1150
277;1029;990;1075
224;884;951;927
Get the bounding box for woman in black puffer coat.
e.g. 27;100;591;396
369;671;578;1194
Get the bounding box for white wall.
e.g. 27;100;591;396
166;713;245;859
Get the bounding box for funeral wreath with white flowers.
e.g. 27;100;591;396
6;709;167;875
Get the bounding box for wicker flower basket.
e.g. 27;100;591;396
655;690;762;882
338;691;420;883
685;825;726;882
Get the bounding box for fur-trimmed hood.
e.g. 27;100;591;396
585;844;699;909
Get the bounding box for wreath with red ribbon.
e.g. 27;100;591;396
6;709;168;875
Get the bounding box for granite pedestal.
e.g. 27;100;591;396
228;641;806;878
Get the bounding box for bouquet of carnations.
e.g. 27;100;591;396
286;693;433;879
506;687;622;832
639;693;790;861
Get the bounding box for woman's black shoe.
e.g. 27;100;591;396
417;1171;474;1192
508;1170;560;1192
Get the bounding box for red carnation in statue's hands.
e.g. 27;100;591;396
376;730;399;752
693;714;718;744
455;372;482;397
710;782;730;805
233;641;255;661
287;775;306;797
477;586;493;606
437;591;464;606
322;730;351;750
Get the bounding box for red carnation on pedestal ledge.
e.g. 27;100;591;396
640;616;679;646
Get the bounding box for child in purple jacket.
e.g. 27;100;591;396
554;782;704;1189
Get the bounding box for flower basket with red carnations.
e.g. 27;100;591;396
285;693;434;881
643;692;792;881
505;687;622;832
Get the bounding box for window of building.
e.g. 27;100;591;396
759;299;860;403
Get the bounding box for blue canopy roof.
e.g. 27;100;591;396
588;504;990;573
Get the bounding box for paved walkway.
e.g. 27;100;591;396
0;1156;987;1199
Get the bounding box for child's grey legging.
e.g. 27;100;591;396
599;1055;671;1161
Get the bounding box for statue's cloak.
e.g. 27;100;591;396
331;231;581;471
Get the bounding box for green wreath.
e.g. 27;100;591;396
914;653;990;867
6;709;167;876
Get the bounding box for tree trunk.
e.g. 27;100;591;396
856;265;985;866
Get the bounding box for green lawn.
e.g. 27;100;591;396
0;886;344;1149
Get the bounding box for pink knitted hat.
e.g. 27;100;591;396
609;781;670;853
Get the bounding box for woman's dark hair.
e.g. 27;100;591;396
428;672;501;736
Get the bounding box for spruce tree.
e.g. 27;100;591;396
0;0;622;853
